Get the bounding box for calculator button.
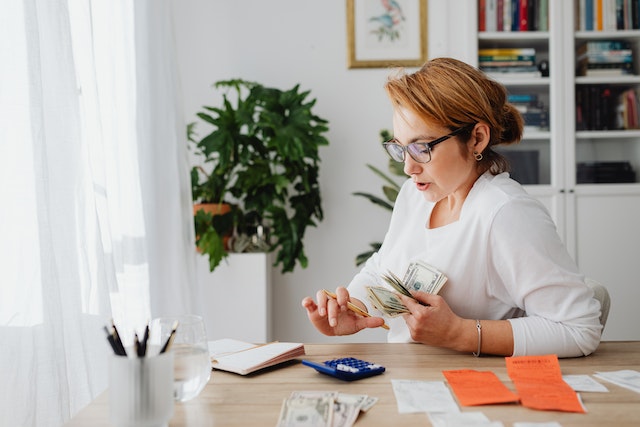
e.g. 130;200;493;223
336;364;359;373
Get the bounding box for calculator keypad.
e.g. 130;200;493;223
302;357;385;381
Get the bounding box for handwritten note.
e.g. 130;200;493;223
506;354;585;413
442;370;520;406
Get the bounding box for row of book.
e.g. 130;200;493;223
576;86;640;130
576;40;635;76
508;93;550;131
575;0;640;31
479;47;543;78
478;0;549;32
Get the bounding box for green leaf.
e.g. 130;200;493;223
355;242;382;266
197;228;228;272
366;164;402;190
352;192;394;211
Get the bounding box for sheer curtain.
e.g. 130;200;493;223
0;1;194;426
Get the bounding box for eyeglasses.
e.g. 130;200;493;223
382;124;474;164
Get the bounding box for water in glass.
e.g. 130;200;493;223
150;314;211;402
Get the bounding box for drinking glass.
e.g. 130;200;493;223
150;314;211;402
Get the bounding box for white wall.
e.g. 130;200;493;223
171;0;474;343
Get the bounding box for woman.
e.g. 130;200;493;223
302;57;602;357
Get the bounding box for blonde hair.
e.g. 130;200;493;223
384;57;524;174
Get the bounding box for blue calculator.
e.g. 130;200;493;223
302;357;385;381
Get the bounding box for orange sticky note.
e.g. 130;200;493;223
506;354;586;413
443;369;520;406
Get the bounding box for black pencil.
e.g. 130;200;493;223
159;321;179;354
104;326;122;356
110;320;128;357
139;324;149;357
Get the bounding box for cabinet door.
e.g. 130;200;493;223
570;3;640;340
573;190;640;340
475;1;640;340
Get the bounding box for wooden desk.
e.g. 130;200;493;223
66;341;640;426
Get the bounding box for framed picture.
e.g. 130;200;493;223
347;0;428;69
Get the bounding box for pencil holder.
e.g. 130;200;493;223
109;352;174;427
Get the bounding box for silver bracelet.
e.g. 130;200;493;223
472;319;482;357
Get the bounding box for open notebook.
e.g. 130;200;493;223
208;338;305;375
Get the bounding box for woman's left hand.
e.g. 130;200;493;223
398;292;465;349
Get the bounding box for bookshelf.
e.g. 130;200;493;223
474;0;640;341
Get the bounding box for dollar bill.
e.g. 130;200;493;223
366;286;411;317
283;391;375;427
276;395;333;427
403;260;447;295
374;262;447;316
380;270;414;298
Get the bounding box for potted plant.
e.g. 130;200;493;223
188;79;330;273
352;130;405;266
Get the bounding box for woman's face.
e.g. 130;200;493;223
392;107;478;203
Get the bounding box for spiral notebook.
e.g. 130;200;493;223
208;338;305;375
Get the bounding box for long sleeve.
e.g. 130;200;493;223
486;193;602;357
346;172;602;356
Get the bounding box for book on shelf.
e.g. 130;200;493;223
578;40;631;53
479;47;536;57
479;47;541;77
208;338;305;375
478;0;548;32
579;66;633;77
482;66;542;78
576;40;635;76
576;85;638;131
577;162;637;184
620;88;640;129
577;0;640;31
508;93;539;103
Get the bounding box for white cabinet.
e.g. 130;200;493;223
473;1;640;340
196;253;272;343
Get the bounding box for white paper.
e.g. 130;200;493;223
391;379;459;414
427;411;501;427
594;370;640;393
208;338;256;358
562;374;609;392
514;423;563;427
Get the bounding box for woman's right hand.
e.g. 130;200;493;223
301;286;385;336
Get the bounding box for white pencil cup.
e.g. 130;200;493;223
109;352;174;427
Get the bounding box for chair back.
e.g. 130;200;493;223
586;277;611;332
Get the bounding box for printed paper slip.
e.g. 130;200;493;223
442;369;520;406
506;354;586;413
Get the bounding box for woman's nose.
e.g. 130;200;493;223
403;155;421;176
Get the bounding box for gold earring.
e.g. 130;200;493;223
474;151;483;161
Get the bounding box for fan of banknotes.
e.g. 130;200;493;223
277;391;378;427
366;260;447;317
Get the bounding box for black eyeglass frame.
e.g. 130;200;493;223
382;123;476;164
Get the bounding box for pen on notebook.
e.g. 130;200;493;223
159;321;179;354
322;289;390;330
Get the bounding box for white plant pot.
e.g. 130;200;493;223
196;252;272;343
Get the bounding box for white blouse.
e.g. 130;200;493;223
347;172;602;357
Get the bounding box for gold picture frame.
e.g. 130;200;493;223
347;0;428;69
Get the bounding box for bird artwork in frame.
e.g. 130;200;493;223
346;0;428;69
